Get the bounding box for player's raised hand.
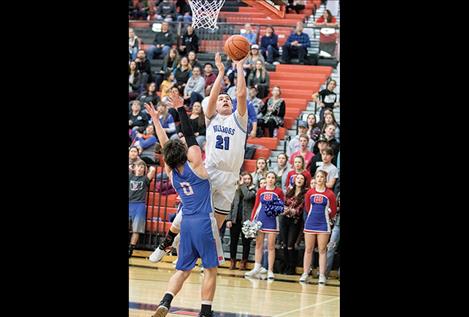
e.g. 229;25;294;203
168;89;184;109
144;102;159;120
215;52;225;74
233;55;248;67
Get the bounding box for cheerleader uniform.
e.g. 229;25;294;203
304;187;337;234
250;187;285;233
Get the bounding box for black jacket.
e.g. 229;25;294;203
153;30;176;47
227;184;257;224
180;32;199;54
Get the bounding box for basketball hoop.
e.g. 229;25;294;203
189;0;226;30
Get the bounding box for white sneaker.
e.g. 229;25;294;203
299;272;310;283
149;247;168;263
259;267;268;274
318;274;327;285
267;271;275;280
172;258;178;266
245;266;262;278
200;265;204;272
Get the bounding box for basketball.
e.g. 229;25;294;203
224;35;250;61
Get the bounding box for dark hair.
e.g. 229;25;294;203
285;173;307;201
277;152;288;161
204;62;213;68
324;9;334;23
240;171;253;184
162;139;188;170
266;25;275;34
293;155;305;170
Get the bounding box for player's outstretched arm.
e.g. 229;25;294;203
144;102;169;147
205;52;225;119
234;56;248;117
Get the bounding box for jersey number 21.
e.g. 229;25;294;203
215;135;230;150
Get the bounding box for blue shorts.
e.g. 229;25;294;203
129;202;146;233
176;213;224;271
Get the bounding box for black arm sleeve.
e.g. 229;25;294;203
176;107;198;148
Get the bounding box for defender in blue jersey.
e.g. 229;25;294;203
145;91;220;317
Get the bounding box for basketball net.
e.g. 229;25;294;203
189;0;226;30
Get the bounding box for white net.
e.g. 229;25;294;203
189;0;226;30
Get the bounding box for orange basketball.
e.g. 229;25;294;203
224;35;251;61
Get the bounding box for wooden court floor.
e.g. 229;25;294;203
129;253;340;317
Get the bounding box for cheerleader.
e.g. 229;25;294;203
245;172;285;280
300;170;337;285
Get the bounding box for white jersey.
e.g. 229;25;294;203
205;110;247;175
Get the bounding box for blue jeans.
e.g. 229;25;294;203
326;213;340;276
261;45;279;63
146;45;171;60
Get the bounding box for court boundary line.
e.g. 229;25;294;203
272;297;340;317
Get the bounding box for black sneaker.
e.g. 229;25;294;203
198;311;213;317
152;301;171;317
128;245;134;258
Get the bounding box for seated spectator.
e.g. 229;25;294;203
272;153;290;192
289;134;315;171
226;172;257;270
258;86;285;137
187;50;203;71
281;21;310;64
132;124;159;164
286;155;312;190
286;0;306;14
176;0;193;24
129;100;149;132
129;28;141;61
241;23;257;45
160;71;175;99
280;172;307;275
309;134;330;176
323;124;340;164
247;60;270;99
129;0;148;20
154;101;177;139
251;158;269;189
312;79;338;120
244;44;265;79
232;95;258;138
287;120;314;157
260;26;279;64
134;49;153;84
162;47;180;74
146;0;158;21
173;56;192;95
316;147;339;189
183;66;205;109
247;86;265;122
203;62;217;96
129;61;143;100
137;82;161;106
146;22;176;60
179;25;199;56
156;0;176;21
314;9;338;57
306;113;321;142
319;112;340;142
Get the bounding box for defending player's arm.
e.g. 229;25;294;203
205;52;225;119
170;91;205;172
234;56;248;117
144;102;171;175
144;102;169;147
